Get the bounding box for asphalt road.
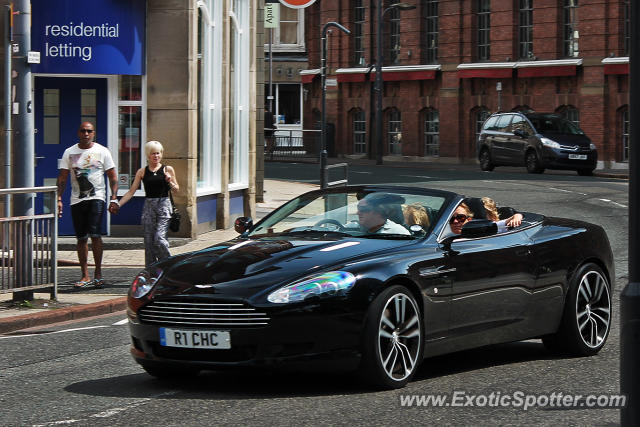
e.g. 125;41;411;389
0;163;629;426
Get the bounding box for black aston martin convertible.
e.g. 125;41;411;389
127;185;613;389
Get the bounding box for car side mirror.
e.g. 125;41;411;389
460;219;498;238
513;129;528;138
234;216;253;234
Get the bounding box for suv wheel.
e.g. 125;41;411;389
479;148;495;171
525;150;544;174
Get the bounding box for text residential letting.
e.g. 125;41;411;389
45;22;120;62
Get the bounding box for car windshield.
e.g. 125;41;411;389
248;188;448;239
527;115;585;135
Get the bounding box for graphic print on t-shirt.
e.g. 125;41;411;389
69;152;102;199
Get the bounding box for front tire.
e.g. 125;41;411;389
525;150;544;174
360;285;423;389
479;148;495;171
542;263;611;356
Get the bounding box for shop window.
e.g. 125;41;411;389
229;0;250;188
388;108;402;155
43;89;59;145
117;76;144;190
519;0;533;59
422;0;438;64
353;109;366;154
423;109;439;156
197;0;222;192
477;0;491;61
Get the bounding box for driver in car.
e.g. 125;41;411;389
353;193;410;235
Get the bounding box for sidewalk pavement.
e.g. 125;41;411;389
0;179;319;334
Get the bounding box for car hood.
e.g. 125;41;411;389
538;132;592;148
152;236;411;298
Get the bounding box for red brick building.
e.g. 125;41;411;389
303;0;630;168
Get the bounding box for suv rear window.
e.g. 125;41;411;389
495;114;513;132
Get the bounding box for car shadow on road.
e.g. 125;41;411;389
64;340;575;399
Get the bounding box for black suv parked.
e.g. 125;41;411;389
477;112;597;175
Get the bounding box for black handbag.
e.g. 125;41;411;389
168;183;180;232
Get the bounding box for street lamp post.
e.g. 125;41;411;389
375;2;415;165
320;21;350;189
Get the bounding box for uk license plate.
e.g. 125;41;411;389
568;154;587;160
159;327;231;349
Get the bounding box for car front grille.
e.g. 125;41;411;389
138;300;270;328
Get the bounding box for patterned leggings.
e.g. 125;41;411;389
142;197;172;267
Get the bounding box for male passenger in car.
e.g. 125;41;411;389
354;193;410;235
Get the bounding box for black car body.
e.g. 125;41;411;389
128;185;614;388
477;112;598;175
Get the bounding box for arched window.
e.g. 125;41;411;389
423;109;439;156
388;108;402;155
475;108;491;143
557;105;580;127
353;109;367;154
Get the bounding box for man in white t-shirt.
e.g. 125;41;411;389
57;122;119;288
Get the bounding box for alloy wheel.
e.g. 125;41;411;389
575;270;611;349
377;293;421;381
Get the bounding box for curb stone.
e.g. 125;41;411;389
0;297;127;334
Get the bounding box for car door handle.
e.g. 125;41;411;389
419;266;456;278
515;249;531;257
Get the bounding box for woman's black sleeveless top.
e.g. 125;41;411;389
142;165;169;198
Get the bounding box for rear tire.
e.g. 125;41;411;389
479;148;495;171
525;150;544;174
359;285;423;389
542;263;611;356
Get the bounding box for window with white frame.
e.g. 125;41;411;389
558;106;579;127
117;75;145;190
423;0;438;64
622;107;629;161
353;0;366;66
197;0;222;192
353;109;366;154
388;109;402;155
266;5;305;52
623;0;630;56
423;109;439;156
230;0;250;187
519;0;533;59
477;0;491;61
475;108;490;142
563;0;579;58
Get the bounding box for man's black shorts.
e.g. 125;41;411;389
71;200;104;240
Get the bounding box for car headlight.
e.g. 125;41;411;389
267;271;357;304
130;267;163;298
541;137;560;149
590;143;597;150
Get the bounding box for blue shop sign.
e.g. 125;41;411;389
31;0;145;75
